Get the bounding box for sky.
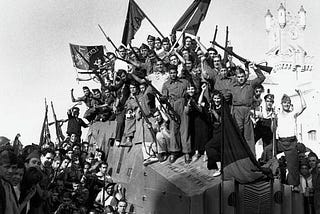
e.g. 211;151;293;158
0;0;319;145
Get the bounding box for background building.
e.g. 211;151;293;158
262;3;320;154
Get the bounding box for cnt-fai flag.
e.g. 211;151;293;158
121;0;146;46
70;44;105;70
222;104;264;183
172;0;211;36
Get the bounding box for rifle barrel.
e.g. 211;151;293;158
212;41;273;73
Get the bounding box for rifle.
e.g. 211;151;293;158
143;78;181;124
222;26;229;64
271;109;277;158
211;25;218;48
48;119;68;126
211;41;273;73
134;95;158;155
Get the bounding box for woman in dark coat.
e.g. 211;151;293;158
205;90;223;176
189;83;212;162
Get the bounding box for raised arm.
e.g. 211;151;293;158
249;62;266;87
197;83;207;112
130;72;146;84
294;89;306;118
71;88;77;102
172;49;186;65
194;36;208;55
201;57;218;81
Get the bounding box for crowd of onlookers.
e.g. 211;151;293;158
0;134;128;214
1;33;320;213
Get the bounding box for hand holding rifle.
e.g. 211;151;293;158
248;62;257;70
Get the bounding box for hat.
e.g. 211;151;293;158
281;94;291;103
299;158;310;168
25;150;40;161
207;47;218;55
168;64;178;71
155;37;162;42
264;93;274;101
296;143;306;154
118;45;126;50
106;182;116;189
162;37;170;44
140;43;149;50
147;35;155;41
0;150;17;165
0;136;10;148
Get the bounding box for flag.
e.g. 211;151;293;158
222;104;264;183
172;0;211;36
39;100;50;147
70;44;105;70
13;133;23;155
122;0;146;46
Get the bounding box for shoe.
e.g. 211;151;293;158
184;154;192;164
143;157;158;166
169;154;178;163
158;153;168;163
192;153;201;162
203;153;208;162
213;170;221;177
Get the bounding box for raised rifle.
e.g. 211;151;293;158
211;41;273;73
211;25;218;48
222;26;229;64
134;95;158;155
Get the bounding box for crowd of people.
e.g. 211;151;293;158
1;33;320;214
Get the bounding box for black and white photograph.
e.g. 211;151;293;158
1;0;320;213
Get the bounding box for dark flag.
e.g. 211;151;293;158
172;0;211;36
70;44;105;70
222;104;264;183
39;100;50;147
13;133;23;155
121;0;146;46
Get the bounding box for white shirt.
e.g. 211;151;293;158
276;109;297;138
95;190;117;207
147;72;169;93
299;175;313;194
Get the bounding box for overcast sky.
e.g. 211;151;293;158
0;0;319;144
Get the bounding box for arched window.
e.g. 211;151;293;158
308;130;317;141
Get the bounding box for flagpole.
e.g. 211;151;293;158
169;7;198;53
221;99;226;214
51;101;62;145
98;24;119;52
132;0;165;39
39;98;48;147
